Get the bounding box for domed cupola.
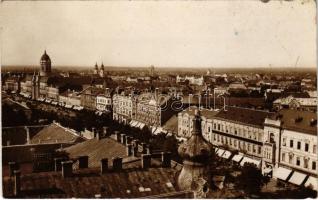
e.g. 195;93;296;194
177;109;213;197
40;50;51;76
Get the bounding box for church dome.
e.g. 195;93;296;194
40;50;51;62
178;109;213;164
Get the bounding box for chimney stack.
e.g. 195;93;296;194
141;143;147;154
115;131;121;142
54;157;66;171
161;152;171;168
132;146;138;157
146;145;152;154
141;154;151;169
78;156;89;169
120;134;126;144
112;157;122;171
92;127;96;137
100;158;108;174
126;144;133;156
103;126;108;136
96;130;101;140
8;162;20;177
125;136;132;146
61;160;73;178
13;170;21;197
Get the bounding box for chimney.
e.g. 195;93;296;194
132;146;138;157
100;158;108;174
13;170;21;197
24;126;30;144
8;162;19;177
92;127;96;137
133;139;139;148
112;157;122;171
141;143;147;154
78;156;89;169
141;154;151;169
54;157;66;171
115;131;121;142
61;160;73;178
125;136;132;146
161;152;171;168
146;145;152;154
126;144;133;156
155;88;159;100
120;134;126;144
96;130;101;140
103;126;108;136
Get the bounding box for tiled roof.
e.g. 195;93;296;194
3;157;180;198
162;115;178;133
63;137;127;168
30;123;85;144
215;106;274;127
274;109;317;135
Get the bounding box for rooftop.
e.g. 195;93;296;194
215;106;274;127
30;123;85;145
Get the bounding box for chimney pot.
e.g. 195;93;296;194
141;154;151;169
61;160;73;178
100;158;108;174
112;157;123;171
78;156;89;169
13;170;21;196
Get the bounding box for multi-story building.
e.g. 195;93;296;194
3;76;21;93
134;92;177;128
46;86;59;101
112;91;137;124
273;95;317;112
59;90;81;107
80;85;104;110
264;109;317;188
96;88;112;112
178;107;318;190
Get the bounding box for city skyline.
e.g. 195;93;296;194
2;0;317;68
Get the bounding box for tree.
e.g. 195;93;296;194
237;163;265;195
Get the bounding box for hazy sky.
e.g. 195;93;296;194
1;0;317;68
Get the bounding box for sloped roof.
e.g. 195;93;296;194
63;137;127;168
215;106;274;127
162;114;178;133
30;123;85;144
274;109;317;135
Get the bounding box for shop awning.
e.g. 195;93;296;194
151;127;157;134
240;157;261;167
273;167;292;181
154;127;163;135
221;150;232;159
65;104;72;109
304;176;318;191
288;171;307;186
263;167;273;174
51;101;58;105
232;154;243;163
216;149;225;157
139;123;146;129
214;148;219;153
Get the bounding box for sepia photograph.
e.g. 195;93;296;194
1;0;317;199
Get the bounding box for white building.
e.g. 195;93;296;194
96;88;112;112
112;92;136;124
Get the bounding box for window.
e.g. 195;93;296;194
297;141;301;150
234;130;237;135
282;153;285;162
290;140;294;148
305;143;309;152
282;137;286;146
218;124;220;130
312;161;316;170
304;158;308;168
314;145;317;154
208;127;211;133
258;146;261;154
296;157;300;166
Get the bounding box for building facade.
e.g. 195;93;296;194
112;92;136;124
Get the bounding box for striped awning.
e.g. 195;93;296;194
305;176;318;191
240;157;261;167
232;154;243;163
273;167;292;181
221;150;232;159
288;171;307;186
216;149;225;157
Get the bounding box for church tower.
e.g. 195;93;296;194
93;62;99;75
40;50;51;76
99;62;105;77
178;109;213;198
